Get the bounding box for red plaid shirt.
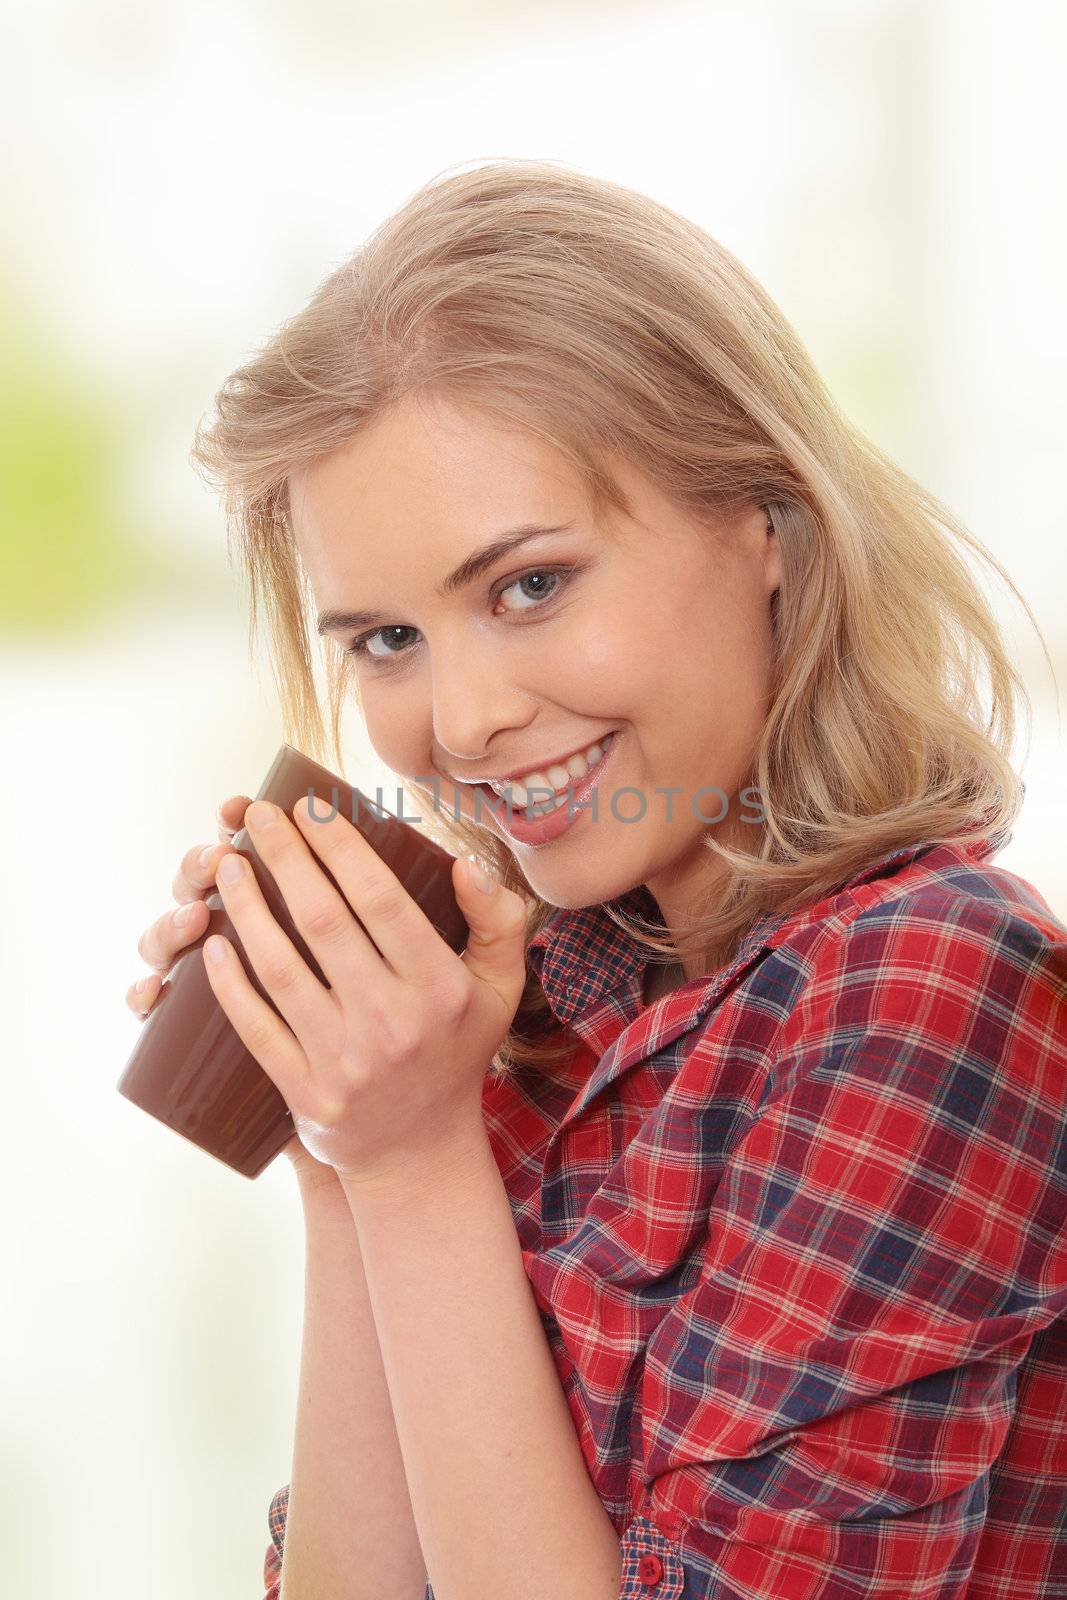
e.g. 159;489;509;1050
263;830;1067;1598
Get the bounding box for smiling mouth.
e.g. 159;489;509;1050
453;730;620;794
475;731;620;821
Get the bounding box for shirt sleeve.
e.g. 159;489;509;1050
617;897;1067;1599
260;1481;438;1599
261;1483;288;1599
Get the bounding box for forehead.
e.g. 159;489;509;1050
287;392;590;583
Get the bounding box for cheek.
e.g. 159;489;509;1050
630;584;771;748
359;682;430;775
559;598;654;688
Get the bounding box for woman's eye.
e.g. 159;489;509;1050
342;567;573;665
498;568;565;613
344;624;419;664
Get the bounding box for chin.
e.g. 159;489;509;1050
522;867;645;914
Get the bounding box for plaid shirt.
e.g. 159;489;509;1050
263;830;1067;1599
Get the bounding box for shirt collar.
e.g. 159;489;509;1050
525;826;1009;1031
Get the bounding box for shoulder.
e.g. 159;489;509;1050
710;841;1064;1033
760;848;1067;1110
760;838;1064;999
797;849;1064;998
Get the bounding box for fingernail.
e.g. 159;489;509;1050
173;903;195;925
199;844;216;868
135;975;152;993
467;855;497;893
218;854;244;884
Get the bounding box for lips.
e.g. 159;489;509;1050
470;727;623;847
453;730;620;792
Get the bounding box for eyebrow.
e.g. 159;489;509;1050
315;522;576;634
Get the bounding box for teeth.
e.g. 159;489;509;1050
487;731;616;816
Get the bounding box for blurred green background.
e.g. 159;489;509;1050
2;1;1063;1594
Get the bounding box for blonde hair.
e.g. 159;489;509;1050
190;158;1053;1079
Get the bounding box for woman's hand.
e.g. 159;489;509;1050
125;792;252;1020
124;792;340;1189
199;798;528;1188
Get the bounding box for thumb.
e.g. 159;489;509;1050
454;854;529;1008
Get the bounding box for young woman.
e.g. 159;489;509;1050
127;162;1067;1599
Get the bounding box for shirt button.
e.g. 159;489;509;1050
637;1551;664;1586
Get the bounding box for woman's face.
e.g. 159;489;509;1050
289;390;780;935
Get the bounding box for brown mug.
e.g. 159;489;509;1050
116;744;471;1178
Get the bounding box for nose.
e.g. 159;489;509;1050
429;640;537;768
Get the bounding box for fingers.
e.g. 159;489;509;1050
218;793;253;840
128;792;254;1021
209;845;338;1043
236;799;383;994
170;794;254;904
193;791;254;897
136;893;211;979
290;795;446;984
201;932;309;1099
126;971;168;1019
